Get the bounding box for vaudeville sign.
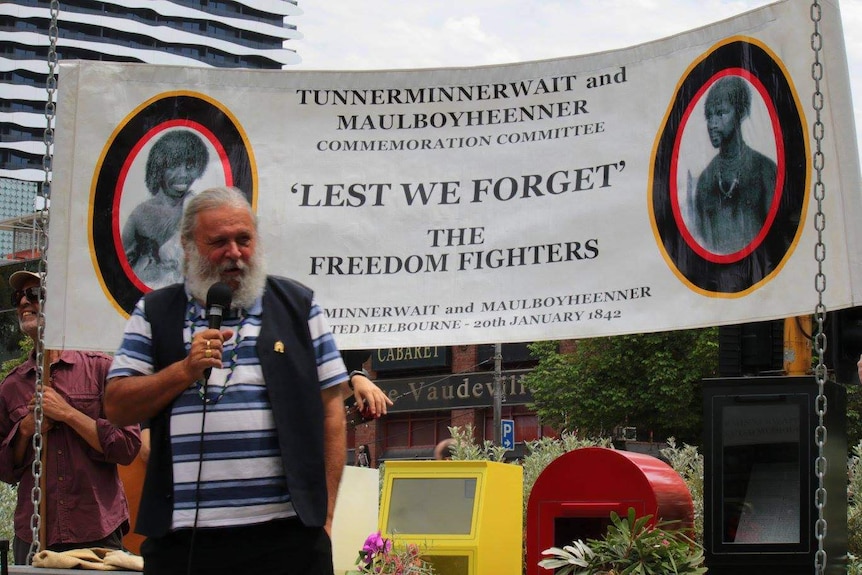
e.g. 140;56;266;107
45;0;862;352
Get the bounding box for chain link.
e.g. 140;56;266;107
808;1;829;574
27;0;60;564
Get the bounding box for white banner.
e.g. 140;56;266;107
46;0;862;352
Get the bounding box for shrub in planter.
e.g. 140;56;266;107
539;508;706;575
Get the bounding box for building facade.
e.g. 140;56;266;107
1;0;302;183
350;343;562;467
0;0;302;357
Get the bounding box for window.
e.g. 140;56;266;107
384;412;450;449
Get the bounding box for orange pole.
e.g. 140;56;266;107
783;316;812;375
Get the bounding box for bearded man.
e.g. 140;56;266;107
105;186;348;575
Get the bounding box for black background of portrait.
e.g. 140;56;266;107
92;95;254;313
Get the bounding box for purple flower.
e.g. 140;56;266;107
362;531;390;561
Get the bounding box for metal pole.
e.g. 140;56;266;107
493;343;502;446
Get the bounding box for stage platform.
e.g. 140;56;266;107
8;568;138;574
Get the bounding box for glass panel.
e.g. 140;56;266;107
411;419;436;446
720;403;801;544
515;414;539;441
386;478;476;534
424;555;470;575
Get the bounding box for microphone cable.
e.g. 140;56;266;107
186;282;230;573
186;382;209;575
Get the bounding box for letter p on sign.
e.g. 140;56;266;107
501;419;515;450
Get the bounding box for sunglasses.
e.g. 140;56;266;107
11;286;45;307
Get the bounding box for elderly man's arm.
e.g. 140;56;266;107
105;327;229;426
321;383;347;535
105;364;195;427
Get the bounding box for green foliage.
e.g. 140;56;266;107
447;425;507;462
525;330;718;443
537;540;595;574
0;312;27;358
0;482;15;541
850;441;862;560
0;336;31;542
539;508;707;575
1;336;32;375
847;385;862;451
660;439;703;544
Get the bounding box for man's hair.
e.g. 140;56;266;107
704;75;751;122
145;130;210;195
180;186;257;244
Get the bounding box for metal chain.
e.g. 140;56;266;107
27;0;60;563
808;1;828;574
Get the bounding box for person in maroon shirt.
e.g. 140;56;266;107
0;270;141;564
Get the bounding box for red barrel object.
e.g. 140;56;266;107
525;447;694;575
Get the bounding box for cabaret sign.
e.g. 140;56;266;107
373;346;450;371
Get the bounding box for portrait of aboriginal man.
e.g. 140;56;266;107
122;129;210;289
691;75;778;256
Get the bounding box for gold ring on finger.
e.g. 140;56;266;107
206;339;211;349
205;349;212;359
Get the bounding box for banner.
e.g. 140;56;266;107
46;0;862;351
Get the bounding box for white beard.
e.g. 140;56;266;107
185;245;267;310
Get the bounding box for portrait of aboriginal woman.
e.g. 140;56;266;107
122;130;209;288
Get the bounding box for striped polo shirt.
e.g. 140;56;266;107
108;287;346;529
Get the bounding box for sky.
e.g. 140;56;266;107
290;0;862;169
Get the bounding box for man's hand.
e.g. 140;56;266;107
13;397;56;467
38;387;75;424
33;387;106;454
19;408;53;438
181;328;234;382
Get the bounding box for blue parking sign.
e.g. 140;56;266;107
501;419;515;450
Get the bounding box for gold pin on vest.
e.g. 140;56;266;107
274;341;285;353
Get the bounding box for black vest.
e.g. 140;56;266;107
136;276;327;537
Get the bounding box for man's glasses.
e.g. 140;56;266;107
11;286;45;307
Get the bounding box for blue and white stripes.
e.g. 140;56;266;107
108;284;347;529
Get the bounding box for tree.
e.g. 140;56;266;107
0;309;25;361
0;336;33;541
1;336;32;375
526;328;719;444
847;384;861;449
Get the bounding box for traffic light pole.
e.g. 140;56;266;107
493;343;502;446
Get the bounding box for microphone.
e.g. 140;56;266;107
203;282;232;380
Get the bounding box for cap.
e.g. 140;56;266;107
9;270;44;291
